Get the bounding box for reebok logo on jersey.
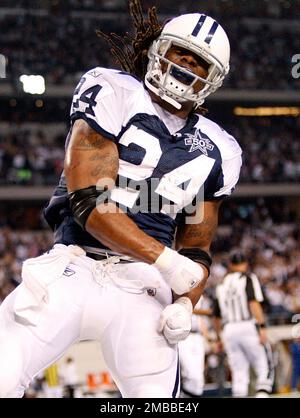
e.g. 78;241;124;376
184;129;215;154
88;68;102;78
63;267;75;277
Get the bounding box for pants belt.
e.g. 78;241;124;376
86;252;134;264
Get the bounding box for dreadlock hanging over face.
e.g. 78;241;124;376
96;0;162;80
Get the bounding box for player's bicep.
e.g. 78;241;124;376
175;200;222;251
64;119;119;192
213;154;242;199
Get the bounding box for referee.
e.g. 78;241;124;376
212;251;274;397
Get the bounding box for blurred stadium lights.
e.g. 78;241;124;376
19;75;45;94
234;106;300;117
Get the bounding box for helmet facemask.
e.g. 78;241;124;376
145;34;230;110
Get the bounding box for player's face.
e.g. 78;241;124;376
163;46;209;92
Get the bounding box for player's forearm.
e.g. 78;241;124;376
212;317;222;340
65;120;165;263
175;201;222;251
86;203;164;263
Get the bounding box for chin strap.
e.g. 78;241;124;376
145;77;182;110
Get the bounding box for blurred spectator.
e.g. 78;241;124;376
206;344;227;397
0;226;53;303
289;338;300;392
226;117;300;184
60;357;80;398
0;125;65;185
1;2;300;90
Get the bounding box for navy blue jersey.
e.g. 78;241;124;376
44;68;242;249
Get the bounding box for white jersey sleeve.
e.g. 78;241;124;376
213;153;243;199
70;68;126;140
212;126;242;199
196;115;242;201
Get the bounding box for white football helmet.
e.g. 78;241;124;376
145;13;230;109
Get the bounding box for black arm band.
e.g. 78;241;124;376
178;248;212;275
68;185;110;230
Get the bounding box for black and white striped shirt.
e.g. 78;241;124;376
213;272;264;324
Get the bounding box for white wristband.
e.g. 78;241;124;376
154;247;205;295
154;247;175;270
175;297;193;315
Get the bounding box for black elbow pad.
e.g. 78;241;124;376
68;185;110;230
178;248;212;275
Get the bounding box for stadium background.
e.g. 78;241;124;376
0;0;300;397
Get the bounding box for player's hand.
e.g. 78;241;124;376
259;327;268;345
158;297;193;345
154;247;205;295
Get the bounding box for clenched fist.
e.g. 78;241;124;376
158;297;193;344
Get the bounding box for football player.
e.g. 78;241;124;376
0;0;241;398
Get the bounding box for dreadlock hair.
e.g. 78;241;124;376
96;0;208;115
96;0;162;80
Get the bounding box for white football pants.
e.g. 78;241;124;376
0;245;179;398
179;333;205;396
222;320;273;397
